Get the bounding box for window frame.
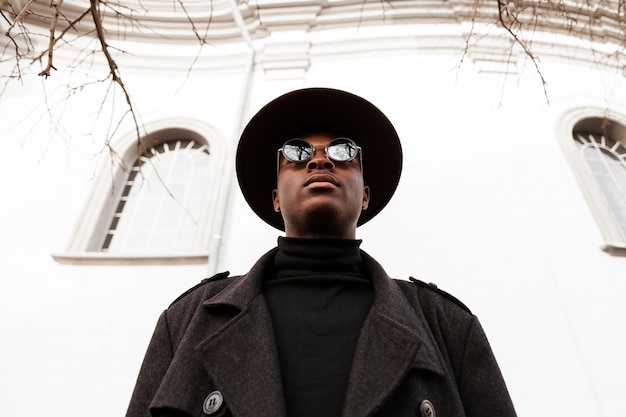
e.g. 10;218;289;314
52;118;227;265
558;107;626;256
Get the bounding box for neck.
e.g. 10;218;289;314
283;221;357;239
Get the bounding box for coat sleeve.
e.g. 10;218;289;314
459;316;517;417
125;311;174;417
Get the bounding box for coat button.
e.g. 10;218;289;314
419;399;436;417
203;391;223;415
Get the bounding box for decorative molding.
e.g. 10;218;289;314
260;39;311;79
51;252;209;265
7;0;626;73
14;0;626;47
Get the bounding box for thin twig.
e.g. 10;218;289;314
89;0;141;142
175;0;206;44
33;7;91;64
39;0;65;78
5;0;36;35
496;0;550;103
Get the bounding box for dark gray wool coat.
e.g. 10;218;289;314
126;248;517;417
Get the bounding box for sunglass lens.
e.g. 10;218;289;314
328;138;357;161
283;139;313;162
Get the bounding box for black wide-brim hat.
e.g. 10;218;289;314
236;87;402;231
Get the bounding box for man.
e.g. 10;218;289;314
126;88;517;417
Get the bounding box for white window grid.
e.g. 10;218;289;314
574;132;626;242
101;139;211;254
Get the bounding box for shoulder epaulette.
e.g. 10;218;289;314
168;271;230;307
409;276;471;313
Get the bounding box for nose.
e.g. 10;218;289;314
306;149;335;170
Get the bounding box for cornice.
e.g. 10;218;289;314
10;0;626;43
3;0;625;74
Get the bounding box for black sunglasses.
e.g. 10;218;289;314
278;137;362;167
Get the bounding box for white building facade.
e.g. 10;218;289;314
1;1;625;416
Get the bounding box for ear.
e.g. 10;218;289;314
361;186;370;210
272;189;280;212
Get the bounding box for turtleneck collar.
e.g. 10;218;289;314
270;236;367;282
263;237;373;417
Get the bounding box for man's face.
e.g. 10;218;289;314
272;133;370;239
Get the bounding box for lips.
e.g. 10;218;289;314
304;173;339;187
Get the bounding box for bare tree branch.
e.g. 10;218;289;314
496;0;550;103
175;0;208;44
88;0;143;146
5;0;36;35
38;0;64;78
33;7;92;64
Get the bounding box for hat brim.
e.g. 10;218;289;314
236;88;402;231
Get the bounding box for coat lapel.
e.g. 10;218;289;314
342;252;446;417
195;249;287;417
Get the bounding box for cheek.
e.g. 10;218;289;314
347;178;366;198
275;177;298;204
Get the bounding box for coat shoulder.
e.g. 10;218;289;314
396;277;472;314
168;271;234;308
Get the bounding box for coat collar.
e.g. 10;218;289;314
196;247;445;417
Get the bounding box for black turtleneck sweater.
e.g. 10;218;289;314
263;237;374;417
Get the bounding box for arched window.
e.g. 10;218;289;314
102;139;211;254
53;122;226;265
571;117;626;253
